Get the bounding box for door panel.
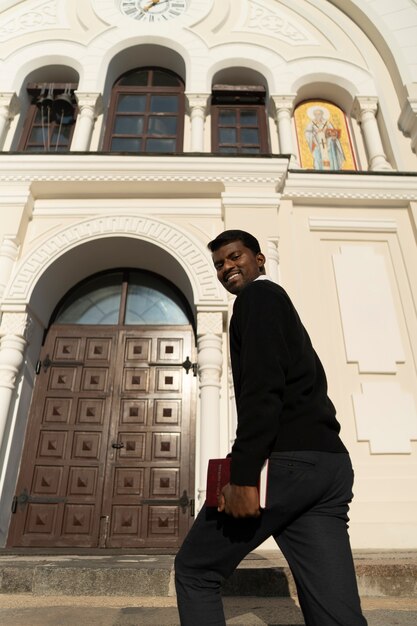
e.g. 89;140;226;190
8;325;195;549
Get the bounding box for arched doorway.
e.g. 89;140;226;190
7;269;196;549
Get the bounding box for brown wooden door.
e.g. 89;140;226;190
7;325;195;549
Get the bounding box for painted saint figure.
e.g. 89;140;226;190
305;105;345;170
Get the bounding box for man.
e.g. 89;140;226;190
175;230;367;626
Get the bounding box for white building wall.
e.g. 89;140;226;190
0;0;416;549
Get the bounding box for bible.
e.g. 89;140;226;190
206;457;268;508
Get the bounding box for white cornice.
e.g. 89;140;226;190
0;155;288;188
284;172;417;205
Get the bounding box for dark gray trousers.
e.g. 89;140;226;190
175;451;367;626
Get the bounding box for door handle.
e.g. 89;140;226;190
111;442;125;449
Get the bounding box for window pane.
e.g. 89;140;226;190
51;125;72;145
114;116;144;134
218;146;238;153
152;70;181;87
119;70;149;86
240;147;260;154
240;110;258;125
117;94;147;113
29;127;46;143
146;138;176;152
240;128;259;144
111;137;142;152
219;128;237;143
148;116;177;135
126;273;189;325
150;95;178;112
219;110;236;124
55;273;123;324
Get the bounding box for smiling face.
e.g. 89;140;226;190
212;241;266;295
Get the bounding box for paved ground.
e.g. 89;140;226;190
0;594;417;625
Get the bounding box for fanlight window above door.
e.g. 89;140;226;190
54;270;191;325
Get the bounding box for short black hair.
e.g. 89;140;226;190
207;230;261;255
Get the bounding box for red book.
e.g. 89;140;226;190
206;458;268;508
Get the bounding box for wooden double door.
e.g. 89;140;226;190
8;325;195;549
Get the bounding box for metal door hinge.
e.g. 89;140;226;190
181;357;197;376
141;489;192;514
12;488;66;513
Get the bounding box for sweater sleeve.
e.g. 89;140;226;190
230;281;294;485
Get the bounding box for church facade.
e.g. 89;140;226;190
0;0;416;550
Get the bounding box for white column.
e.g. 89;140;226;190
0;93;19;149
186;93;210;152
0;237;19;302
71;92;103;151
353;96;392;171
271;95;299;166
0;312;32;453
267;237;280;284
196;311;223;507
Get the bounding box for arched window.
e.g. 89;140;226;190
18;83;78;152
294;100;357;170
211;84;270;154
103;68;185;154
53;270;192;326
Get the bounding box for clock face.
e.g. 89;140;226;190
120;0;187;21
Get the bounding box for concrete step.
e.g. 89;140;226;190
0;550;416;599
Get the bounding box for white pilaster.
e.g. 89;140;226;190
0;312;32;453
186;93;210;152
196;311;223;507
353;96;392;171
0;93;19;149
271;95;299;166
71;92;103;151
0;237;19;302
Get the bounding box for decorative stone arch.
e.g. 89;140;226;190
0;215;227;522
3;214;225;311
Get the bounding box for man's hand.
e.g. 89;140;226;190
217;483;260;518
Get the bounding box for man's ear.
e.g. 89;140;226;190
256;253;266;270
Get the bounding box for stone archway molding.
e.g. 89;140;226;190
2;214;226;308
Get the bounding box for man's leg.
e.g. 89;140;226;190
274;454;367;626
175;505;276;626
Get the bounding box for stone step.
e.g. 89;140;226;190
0;550;416;598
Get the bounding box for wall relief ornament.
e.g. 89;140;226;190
244;0;319;46
0;1;57;42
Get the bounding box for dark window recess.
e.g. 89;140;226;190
211;84;269;155
103;67;184;154
18;83;78;152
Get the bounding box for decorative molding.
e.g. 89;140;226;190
353;382;417;454
309;217;398;233
243;0;319;46
399;97;417;153
3;215;226;307
0;0;58;42
332;245;405;373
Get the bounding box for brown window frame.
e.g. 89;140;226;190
18;83;78;153
211;84;270;155
103;67;185;154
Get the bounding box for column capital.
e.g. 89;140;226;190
0;92;20;117
399;97;417;153
0;311;33;341
185;92;210;113
197;311;223;336
270;94;297;114
352;96;379;119
74;91;103;117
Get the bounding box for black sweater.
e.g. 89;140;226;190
229;279;347;486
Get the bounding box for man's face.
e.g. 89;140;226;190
212;241;265;295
